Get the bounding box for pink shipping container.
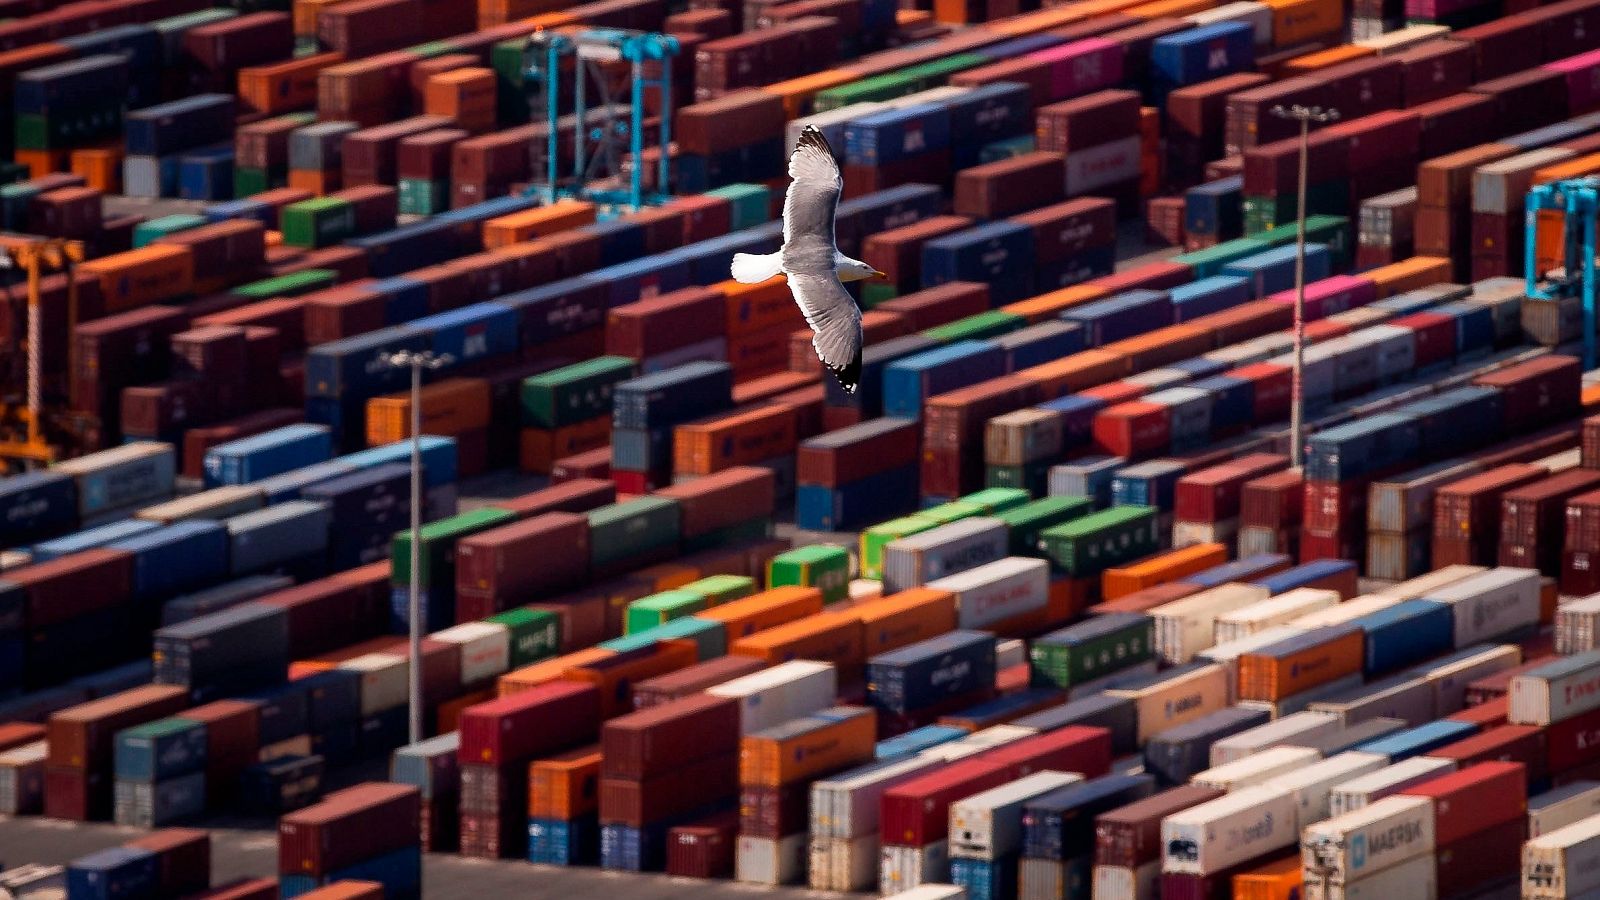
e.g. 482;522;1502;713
1547;49;1600;115
1267;275;1378;320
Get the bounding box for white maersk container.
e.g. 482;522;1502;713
736;833;807;885
1161;785;1299;875
1327;757;1456;817
881;885;968;900
1105;663;1230;743
882;517;1009;594
927;557;1049;631
1529;782;1600;839
1151;583;1273;664
1524;814;1600;898
880;841;949;895
1309;673;1437;727
810;756;942;841
1425;567;1541;647
949;771;1081;860
709;660;837;733
431;621;511;686
1510;650;1600;725
1408;643;1520;715
1304;851;1437;900
810;834;879;892
1264;751;1389;826
1301;794;1434;884
1211;711;1342;766
1190;745;1321;792
1214;589;1339;644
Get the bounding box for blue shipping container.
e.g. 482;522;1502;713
867;630;996;714
1304;412;1420;482
796;463;919;531
342;436;459;488
111;519;230;602
1036;394;1107;449
1403;385;1503;461
1062;290;1174;346
530;815;601;865
124;94;235;157
995;320;1085;371
1184;553;1292;588
1150;21;1255;91
31;518;160;563
67;847;159;900
876;724;965;759
844;103;953;166
1350;599;1455;675
1170;275;1251;321
1192;374;1252;431
1223;243;1332;298
178;145;233;201
825;334;939;415
205;423;334;487
881;340;1008;420
1183;177;1244;240
304;325;431;400
226;500;331;577
921;221;1035;303
612;361;734;429
413;302;520;369
1354;720;1481;763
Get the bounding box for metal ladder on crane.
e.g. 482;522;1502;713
520;27;680;215
1525;176;1600;368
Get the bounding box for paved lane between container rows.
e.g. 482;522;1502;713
0;817;853;898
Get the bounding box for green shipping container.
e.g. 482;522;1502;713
233;167;274;198
281;196;355;248
680;574;755;606
1173;237;1274;279
897;53;988;90
13;102;123;151
915;501;984;527
399;178;449;216
998;495;1094;557
651;616;726;659
588;497;680;571
521;356;637;428
768;544;850;604
1040;505;1159;578
814;72;923;111
133;214;208;249
625;589;707;634
861;283;898;307
490;40;532;124
706;184;770;231
958;487;1030;515
924;310;1027;343
485;607;561;668
1257;214;1351;268
859;516;937;581
233;269;337;301
1028;615;1154;690
1243;184;1348;238
408;39;463;58
390;507;518;588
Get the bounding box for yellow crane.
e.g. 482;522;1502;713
0;233;86;470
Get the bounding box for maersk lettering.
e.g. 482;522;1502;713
1364;820;1423;858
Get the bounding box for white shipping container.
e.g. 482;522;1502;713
1304;851;1438;900
1212;711;1342;765
1309;674;1437;727
1214;589;1339;644
1105;663;1230;743
1264;751;1389;827
0;864;67;900
883;518;1009;594
949;771;1082;860
1171;518;1237;551
737;833;807;886
1240;673;1364;721
880;885;967;900
431;621;511;686
1407;643;1520;716
1327;757;1456;817
709;660;837;733
1524;815;1600;898
1019;856;1090;900
1152;583;1273;664
1530;782;1600;839
56;441;177;516
1290;594;1402;630
1354;21;1450;54
1557;594;1600;655
811;756;941;840
1161;785;1299;875
337;652;408;716
880;841;949;895
1425;567;1541;647
1091;861;1159;900
787;102;891;153
960;724;1037;748
1184;0;1272;45
0;740;46;815
928;556;1050;631
1302;794;1434;884
1190;746;1321;792
997;638;1026;670
810;835;880;892
135;484;264;524
1510;650;1600;726
1363;324;1416;383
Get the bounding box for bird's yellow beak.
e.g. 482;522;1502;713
872;269;887;280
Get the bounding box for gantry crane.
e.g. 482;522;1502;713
0;233;87;470
521;27;680;213
1526;177;1600;368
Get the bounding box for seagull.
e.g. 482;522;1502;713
730;125;882;393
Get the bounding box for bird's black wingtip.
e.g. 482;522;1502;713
829;354;861;395
798;124;832;156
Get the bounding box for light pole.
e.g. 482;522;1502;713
378;349;452;744
1270;104;1339;469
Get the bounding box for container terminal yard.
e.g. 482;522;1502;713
14;0;1600;898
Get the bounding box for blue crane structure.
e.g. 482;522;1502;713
1525;176;1600;367
520;27;680;214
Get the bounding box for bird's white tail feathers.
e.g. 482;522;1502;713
731;252;784;284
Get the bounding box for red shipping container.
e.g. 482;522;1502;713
1092;260;1192;294
1414;93;1497;161
495;479;616;520
43;765;94;820
317;0;421;58
1474;355;1582;431
125;828;211;898
256;564;389;658
47;684;190;770
666;810;740;877
1400;760;1527;847
1173;453;1290;523
1393;311;1456;369
8;549;134;631
277;783;420;876
796;418;919;486
1395;39;1475;107
181;699;260;800
183;12;293;71
1456;16;1544;81
875;282;990;330
606;287;726;359
1434;816;1527;900
1544;703;1600;773
655;466;776;538
454;513;589;617
1093;401;1171;458
1080;382;1143;407
599;751;738;827
458;681;599;767
600;693;740;780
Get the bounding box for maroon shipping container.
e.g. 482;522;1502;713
1167;72;1270;146
1224;75;1331;154
1243;130;1349;197
551;446;611;484
495;479;616;520
342;115;452;185
43;764;96;820
236;116;302;171
1093;260;1192;294
1501;470;1600;573
302;283;384;346
654;466;776;538
47;684;189;770
1400;760;1526;847
184;12;292;71
157;220;268;293
8;549;134;632
862;216;976;290
181;699;260;801
1240;469;1304;528
600;693;740;780
953;153;1067;220
330;184;397;235
1160;861;1257;900
1013;196;1117;264
1548;704;1600;773
924;377;1045;496
738;780;809;838
1394;39;1474;106
398;128;468;182
880;725;1112;846
874;282;990;330
121;379;217;439
458;681;600;767
1434;816;1526;899
599;751;738;826
631;655;768;709
317;0;421;57
1320;56;1403;121
1094;784;1225;869
453;512;589;618
255;563;389;657
71;304;188;416
1427;727;1547;784
1412;93;1497;162
1470;68;1570;137
796;418;919;486
1434;463;1549;566
1474;355;1582;430
1037;89;1141;154
606;287;725;358
1173;454;1290;523
666;809;740;877
675;90;786;155
1455;15;1544;81
278;783;420;876
125;828;211;898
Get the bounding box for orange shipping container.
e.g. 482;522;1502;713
1364;256;1451;298
1262;0;1341;47
1002;284;1109;323
1104;323;1213;375
1021;348;1126;396
482;200;598;249
561;641;697;719
70;147;121;193
1532;154;1600;271
293;0;353;35
718;277;802;338
695;586;825;642
478;0;573;25
1284;44;1374;74
1126;0;1215;17
674;404;797;476
81;245;195;313
767;69;859;119
738;706;876;787
14;149;66;179
366;377;491;445
238;53;343;114
520;418;610;475
730;610;866;677
1233;854;1304;900
528;745;602;819
1101;543;1229;600
1236;626;1364;701
287;169;334;196
728;325;792;381
424;67;497;134
856;588;958;657
498;647;615;696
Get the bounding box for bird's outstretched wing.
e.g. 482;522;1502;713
789;272;863;393
781;125;843;277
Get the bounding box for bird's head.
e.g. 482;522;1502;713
840;259;886;283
